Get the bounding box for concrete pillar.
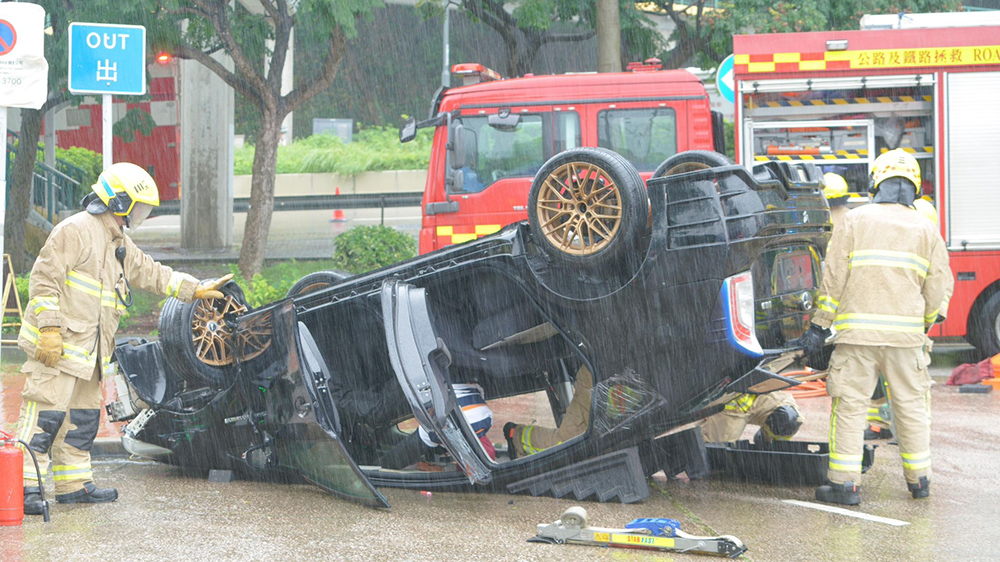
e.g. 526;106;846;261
179;50;234;250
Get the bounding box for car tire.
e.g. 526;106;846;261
968;291;1000;356
285;270;352;298
528;147;648;267
652;150;733;178
159;281;251;387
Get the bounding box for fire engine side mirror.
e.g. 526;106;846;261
488;110;520;131
449;124;476;170
399;117;417;143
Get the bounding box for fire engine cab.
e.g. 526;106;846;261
404;60;723;254
732;20;1000;354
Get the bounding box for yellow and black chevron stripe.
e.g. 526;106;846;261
754;146;933;161
747;95;932;109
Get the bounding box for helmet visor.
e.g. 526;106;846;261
129;202;154;230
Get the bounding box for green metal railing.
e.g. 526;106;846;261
5;130;86;224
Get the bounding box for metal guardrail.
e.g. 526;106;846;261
6;129;86;224
150;191;423;216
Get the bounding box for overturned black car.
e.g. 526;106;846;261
109;149;830;508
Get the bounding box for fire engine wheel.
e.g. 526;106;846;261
528;147;648;267
652;150;733;178
968;291;1000;356
286;270;352;298
160;281;265;387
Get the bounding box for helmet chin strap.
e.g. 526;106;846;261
872;177;916;206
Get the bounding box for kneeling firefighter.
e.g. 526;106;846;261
700;391;803;444
799;149;953;505
15;163;232;515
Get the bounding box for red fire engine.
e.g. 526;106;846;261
732;23;1000;354
413;61;723;254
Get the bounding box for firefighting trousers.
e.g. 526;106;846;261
511;366;592;456
826;344;932;485
700;391;802;443
17;363;102;494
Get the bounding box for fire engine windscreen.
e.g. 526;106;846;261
598;108;678;172
450;113;581;193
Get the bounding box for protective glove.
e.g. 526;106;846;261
193;274;234;300
36;326;63;368
795;324;831;356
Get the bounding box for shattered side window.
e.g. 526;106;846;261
591;369;668;437
598;108;678;172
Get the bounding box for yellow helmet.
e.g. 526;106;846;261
871;149;920;195
913;198;938;225
823;172;849;203
92;163;160;228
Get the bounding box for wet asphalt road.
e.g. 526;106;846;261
1;348;997;562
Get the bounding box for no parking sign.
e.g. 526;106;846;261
0;2;48;109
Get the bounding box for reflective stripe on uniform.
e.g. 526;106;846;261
724;394;757;413
520;425;553;455
65;270;102;298
29;296;59;316
18;400;39;445
166;272;185;298
833;312;925;333
848;249;930;277
53;462;93;482
101;288;126;311
61;341;96;366
829;452;863;472
102;356;116;378
817;295;839;314
901;450;931;471
924;309;940;324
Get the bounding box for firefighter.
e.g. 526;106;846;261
865;197;949;440
700;392;803;444
823;172;851;231
16;163;232;515
504;365;592;458
800;149;952;505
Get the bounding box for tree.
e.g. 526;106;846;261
643;0;962;70
6;0;75;274
596;0;621;72
449;0;661;77
149;0;380;278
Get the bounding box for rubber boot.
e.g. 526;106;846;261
908;476;930;499
815;481;861;506
24;487;45;516
55;481;118;504
503;422;518;461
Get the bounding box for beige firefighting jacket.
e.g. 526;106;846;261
813;203;953;347
19;211;199;380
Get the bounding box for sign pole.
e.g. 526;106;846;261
103;94;112;169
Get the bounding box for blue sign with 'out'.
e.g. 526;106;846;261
69;22;146;95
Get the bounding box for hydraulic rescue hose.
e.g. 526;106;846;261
781;370;830;399
0;431;50;522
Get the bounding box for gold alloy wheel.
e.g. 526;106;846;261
535;161;623;256
190;294;267;366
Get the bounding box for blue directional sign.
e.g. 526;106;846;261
68;22;146;95
716;54;735;105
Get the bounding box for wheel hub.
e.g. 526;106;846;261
535;162;622;256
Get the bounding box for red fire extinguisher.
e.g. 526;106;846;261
0;431;49;524
0;432;24;527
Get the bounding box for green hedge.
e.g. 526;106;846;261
235;126;433;176
331;225;417;274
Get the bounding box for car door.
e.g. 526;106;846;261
381;279;492;484
234;300;389;508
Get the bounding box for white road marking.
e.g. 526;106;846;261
783;500;910;526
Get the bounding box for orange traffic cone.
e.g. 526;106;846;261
331;187;346;222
